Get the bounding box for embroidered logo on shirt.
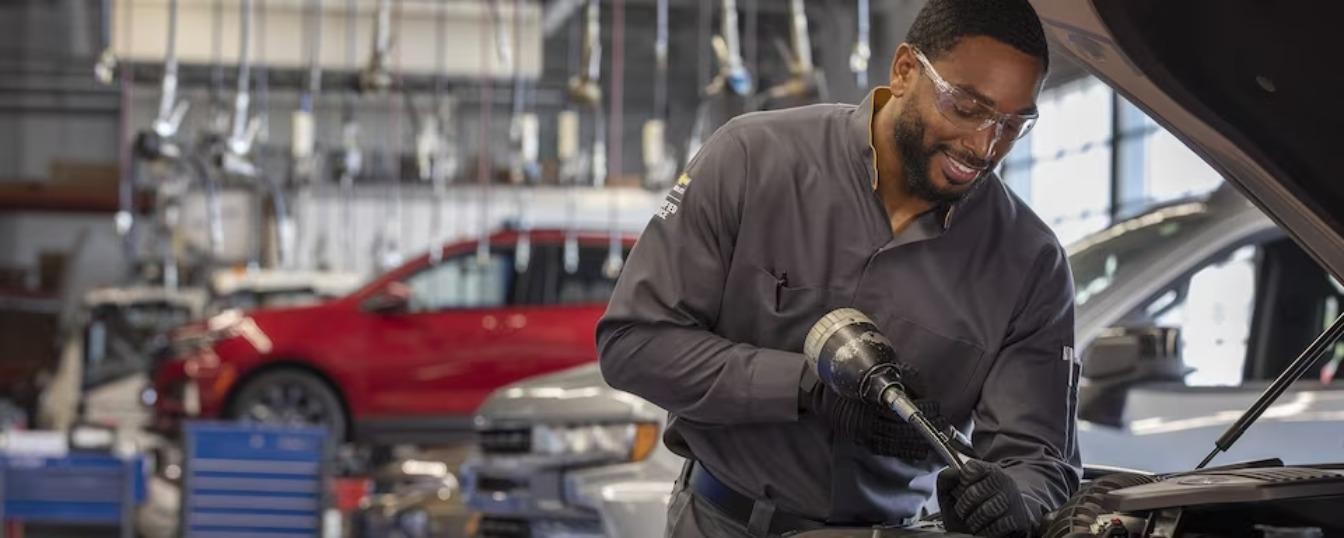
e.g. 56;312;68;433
656;173;693;220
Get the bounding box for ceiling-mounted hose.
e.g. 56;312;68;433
567;0;601;106
361;0;394;93
206;0;230;135
152;0;186;141
223;0;260;178
254;0;294;270
850;0;871;88
338;0;363;272
428;0;448;266
642;0;675;189
753;0;825;108
95;0;117;84
293;0;323;269
378;0;405;272
603;0;625;279
511;0;534;273
717;0;752;96
292;0;323;180
477;0;504;267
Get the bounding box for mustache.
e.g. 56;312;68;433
933;145;993;170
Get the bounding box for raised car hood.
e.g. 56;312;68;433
1032;0;1344;282
475;363;666;425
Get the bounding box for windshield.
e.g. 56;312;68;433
1068;202;1210;307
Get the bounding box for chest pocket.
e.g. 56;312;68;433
744;266;842;353
865;311;987;424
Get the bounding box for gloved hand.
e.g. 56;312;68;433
937;459;1035;538
804;365;953;461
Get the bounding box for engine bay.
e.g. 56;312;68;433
1041;463;1344;537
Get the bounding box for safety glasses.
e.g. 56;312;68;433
911;47;1038;141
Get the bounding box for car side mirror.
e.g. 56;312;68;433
362;282;411;315
1078;326;1188;427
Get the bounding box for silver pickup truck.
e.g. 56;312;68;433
459;184;1344;537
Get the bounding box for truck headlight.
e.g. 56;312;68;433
531;423;659;461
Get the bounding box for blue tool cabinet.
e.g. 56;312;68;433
0;451;147;538
182;422;329;538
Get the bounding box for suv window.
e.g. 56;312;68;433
1070;203;1209;307
511;243;628;306
1123;237;1342;386
406;249;514;312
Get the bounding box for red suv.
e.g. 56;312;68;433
149;229;637;443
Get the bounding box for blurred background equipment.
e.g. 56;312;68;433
2;0;1325;536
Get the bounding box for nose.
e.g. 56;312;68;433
961;122;1005;162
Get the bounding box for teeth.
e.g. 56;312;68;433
946;154;979;176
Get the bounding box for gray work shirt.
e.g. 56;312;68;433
597;89;1081;524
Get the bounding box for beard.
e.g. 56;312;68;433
891;102;980;205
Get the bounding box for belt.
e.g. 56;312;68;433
686;462;828;537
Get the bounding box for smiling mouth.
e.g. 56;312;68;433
941;151;987;184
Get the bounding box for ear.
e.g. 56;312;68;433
889;43;920;98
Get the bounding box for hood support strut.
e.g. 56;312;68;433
1198;311;1344;468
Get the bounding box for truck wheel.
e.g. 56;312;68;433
228;369;348;442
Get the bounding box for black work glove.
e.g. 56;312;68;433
804;365;953;461
936;460;1036;538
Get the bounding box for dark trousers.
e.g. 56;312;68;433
665;462;791;538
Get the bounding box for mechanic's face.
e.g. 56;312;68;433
888;37;1045;203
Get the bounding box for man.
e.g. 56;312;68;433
597;1;1080;536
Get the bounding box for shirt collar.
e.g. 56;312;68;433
850;87;970;232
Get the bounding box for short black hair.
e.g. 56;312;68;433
906;0;1049;71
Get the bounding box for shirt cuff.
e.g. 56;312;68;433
748;349;809;423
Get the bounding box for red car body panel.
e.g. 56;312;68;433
151;229;638;439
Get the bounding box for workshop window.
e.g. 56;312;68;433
1002;77;1114;246
1114;98;1223;215
1002;76;1229;246
406;252;513;311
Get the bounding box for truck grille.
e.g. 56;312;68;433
480;428;531;454
477;475;526;493
477;516;530;538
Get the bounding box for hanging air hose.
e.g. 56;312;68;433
564;0;603;274
226;0;258;171
361;0;393;93
255;0;292;269
199;0;228;264
602;0;625;279
208;0;227;135
718;0;752;96
338;0;362;272
428;0;448;266
95;0;117;85
850;0;871;88
511;0;533;273
293;0;323;269
642;0;675;189
478;0;502;267
115;0;137;276
383;0;405;272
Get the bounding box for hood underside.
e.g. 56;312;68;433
1033;0;1344;282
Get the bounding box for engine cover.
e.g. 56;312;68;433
1103;467;1344;512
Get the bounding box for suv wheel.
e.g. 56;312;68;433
228;369;348;441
